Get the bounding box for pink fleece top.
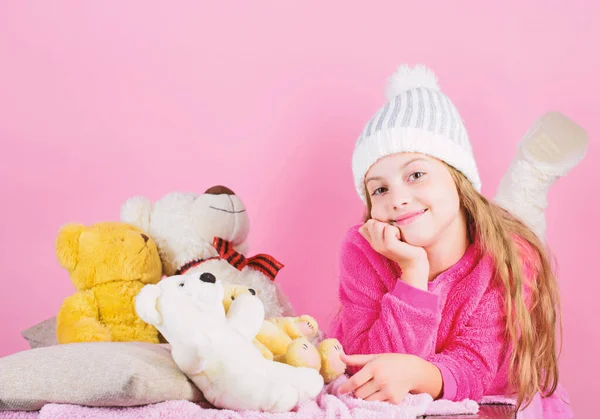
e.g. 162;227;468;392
330;224;573;416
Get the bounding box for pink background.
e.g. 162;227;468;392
1;1;598;416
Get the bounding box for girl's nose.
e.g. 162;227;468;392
390;188;411;210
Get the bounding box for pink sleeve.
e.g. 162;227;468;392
425;285;506;401
427;239;540;402
332;239;442;359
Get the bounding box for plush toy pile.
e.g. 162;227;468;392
135;271;325;412
54;186;349;411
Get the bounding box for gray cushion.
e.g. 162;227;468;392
0;342;204;411
21;317;57;349
21;317;168;348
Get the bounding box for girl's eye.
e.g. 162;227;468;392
408;172;425;182
371;187;387;196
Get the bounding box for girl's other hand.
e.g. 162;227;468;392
337;352;420;404
359;220;429;290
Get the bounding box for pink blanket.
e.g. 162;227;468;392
0;375;568;418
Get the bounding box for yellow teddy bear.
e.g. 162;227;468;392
55;222;163;344
222;284;346;383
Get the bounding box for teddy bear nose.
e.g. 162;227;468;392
140;234;149;243
199;273;216;283
204;185;235;196
249;288;256;295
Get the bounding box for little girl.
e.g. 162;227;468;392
330;64;572;416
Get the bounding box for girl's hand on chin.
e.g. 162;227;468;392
359;220;429;290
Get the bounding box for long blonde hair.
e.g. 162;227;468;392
364;165;562;409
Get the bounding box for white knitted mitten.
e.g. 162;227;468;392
493;112;588;242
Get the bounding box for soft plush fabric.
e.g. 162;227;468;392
0;342;203;411
3;375;561;419
54;222;163;344
330;224;573;417
0;375;479;418
0;374;572;418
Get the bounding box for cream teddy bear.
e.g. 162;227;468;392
121;186;294;319
134;271;324;413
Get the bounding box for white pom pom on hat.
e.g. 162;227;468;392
385;64;440;101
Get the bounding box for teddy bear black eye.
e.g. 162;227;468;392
179;283;185;288
231;296;235;300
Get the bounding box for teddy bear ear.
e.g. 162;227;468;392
56;223;86;271
120;196;153;232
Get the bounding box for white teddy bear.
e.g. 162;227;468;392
121;186;295;319
134;271;324;413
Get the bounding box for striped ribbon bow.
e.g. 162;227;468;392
212;237;284;281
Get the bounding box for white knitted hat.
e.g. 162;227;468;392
352;64;481;203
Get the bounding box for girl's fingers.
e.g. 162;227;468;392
364;390;388;402
383;225;412;261
340;353;378;366
337;365;373;395
358;223;371;243
362;219;380;242
369;221;386;248
388;391;409;405
384;225;425;260
353;379;380;400
383;225;401;244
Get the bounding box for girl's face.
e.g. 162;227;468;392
364;152;463;248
